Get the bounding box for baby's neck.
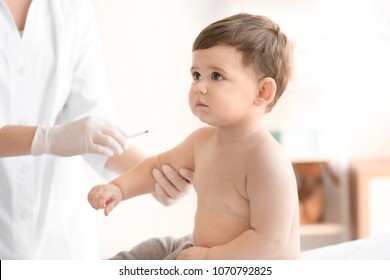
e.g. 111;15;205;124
214;123;265;145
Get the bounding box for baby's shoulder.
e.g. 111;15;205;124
190;126;216;140
180;127;216;149
247;132;293;174
246;141;296;192
195;126;216;134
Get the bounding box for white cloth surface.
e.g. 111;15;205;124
0;0;117;259
300;235;390;260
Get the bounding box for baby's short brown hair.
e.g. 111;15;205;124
193;13;292;110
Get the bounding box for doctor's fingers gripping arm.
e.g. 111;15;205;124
31;116;128;157
152;165;194;206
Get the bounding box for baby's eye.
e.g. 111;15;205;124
192;72;201;81
211;72;223;81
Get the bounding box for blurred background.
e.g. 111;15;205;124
88;0;390;258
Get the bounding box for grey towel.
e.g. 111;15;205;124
109;235;193;260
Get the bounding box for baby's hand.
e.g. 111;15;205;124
88;183;123;216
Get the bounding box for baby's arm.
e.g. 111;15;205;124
88;155;163;215
205;149;297;259
88;130;198;215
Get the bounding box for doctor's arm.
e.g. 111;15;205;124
0;117;127;158
0;122;192;206
0;125;36;157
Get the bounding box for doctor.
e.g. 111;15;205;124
0;0;192;259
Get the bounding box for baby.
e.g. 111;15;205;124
88;13;300;260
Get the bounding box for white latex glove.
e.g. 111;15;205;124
31;116;127;157
152;164;194;206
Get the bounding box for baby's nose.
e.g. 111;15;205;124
194;82;207;95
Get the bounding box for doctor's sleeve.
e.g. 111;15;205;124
62;0;116;123
62;1;122;174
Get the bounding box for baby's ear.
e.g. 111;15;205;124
254;77;276;107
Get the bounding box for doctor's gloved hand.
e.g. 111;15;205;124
31;116;127;157
152;164;194;206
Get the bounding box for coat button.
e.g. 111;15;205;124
19;164;30;174
18;68;26;76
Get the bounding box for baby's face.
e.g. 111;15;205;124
189;45;261;127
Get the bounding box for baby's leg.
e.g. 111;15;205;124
163;235;193;260
109;235;192;260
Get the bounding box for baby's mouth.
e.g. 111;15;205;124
195;101;208;107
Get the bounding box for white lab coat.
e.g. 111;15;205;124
0;0;116;259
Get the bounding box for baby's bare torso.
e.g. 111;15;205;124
191;128;300;259
193;140;251;247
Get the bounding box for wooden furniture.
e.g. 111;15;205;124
293;160;349;250
293;161;340;224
